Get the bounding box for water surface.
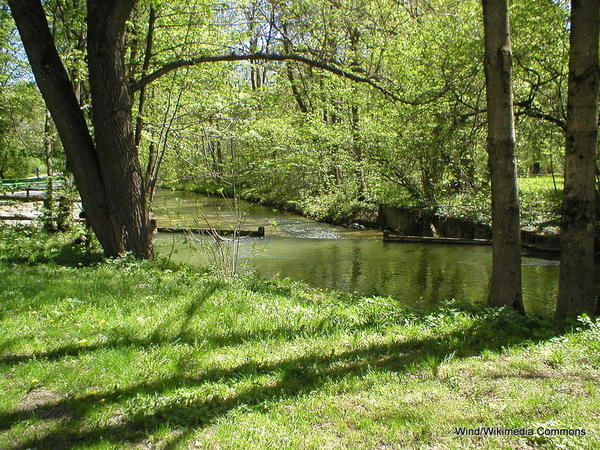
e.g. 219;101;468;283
152;189;559;314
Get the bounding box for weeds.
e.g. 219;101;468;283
153;191;273;277
188;195;246;278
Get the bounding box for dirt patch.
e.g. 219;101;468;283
0;200;41;221
18;387;74;420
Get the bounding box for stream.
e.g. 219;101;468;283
152;189;559;314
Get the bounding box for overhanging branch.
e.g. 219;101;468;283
514;103;567;131
129;52;426;105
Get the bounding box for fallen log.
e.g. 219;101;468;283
0;215;38;221
0;215;86;222
0;193;47;201
383;230;561;254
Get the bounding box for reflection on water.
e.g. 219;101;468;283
152;189;559;314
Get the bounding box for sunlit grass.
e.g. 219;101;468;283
387;174;564;232
518;175;563;232
1;255;599;449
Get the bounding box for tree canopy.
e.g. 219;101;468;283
3;0;597;316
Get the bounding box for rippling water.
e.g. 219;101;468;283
152;189;559;314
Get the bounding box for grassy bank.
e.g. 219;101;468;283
1;228;598;449
167;175;563;231
167;178;376;227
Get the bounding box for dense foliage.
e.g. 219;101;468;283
0;1;571;226
124;0;569;220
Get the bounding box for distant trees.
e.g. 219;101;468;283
0;81;44;179
0;5;45;179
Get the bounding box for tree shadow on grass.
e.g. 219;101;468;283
0;282;221;366
0;307;564;449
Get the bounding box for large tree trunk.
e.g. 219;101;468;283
8;0;115;252
481;0;524;312
8;0;153;258
556;0;600;319
87;0;153;258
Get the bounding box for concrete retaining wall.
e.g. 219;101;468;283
379;206;560;251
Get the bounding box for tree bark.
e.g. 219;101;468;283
134;6;156;154
87;0;152;258
556;0;600;319
9;0;153;258
481;0;524;312
43;109;54;230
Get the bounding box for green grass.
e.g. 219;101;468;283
1;233;599;450
518;175;563;232
381;175;564;232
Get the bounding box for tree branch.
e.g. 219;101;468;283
514;103;567;131
129;52;421;105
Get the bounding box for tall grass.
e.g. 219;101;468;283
188;195;245;278
151;191;249;277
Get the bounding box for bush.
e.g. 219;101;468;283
0;224;102;266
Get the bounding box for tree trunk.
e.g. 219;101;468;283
282;24;310;114
9;0;153;258
556;0;600;319
43;109;55;231
350;103;366;197
8;0;114;250
481;0;524;312
285;63;310;113
87;0;152;258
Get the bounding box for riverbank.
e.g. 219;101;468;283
1;227;599;449
165;178;562;252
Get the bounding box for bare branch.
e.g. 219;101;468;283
514;106;567;131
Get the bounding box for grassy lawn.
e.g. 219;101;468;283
518;175;563;232
396;175;563;231
0;233;599;449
